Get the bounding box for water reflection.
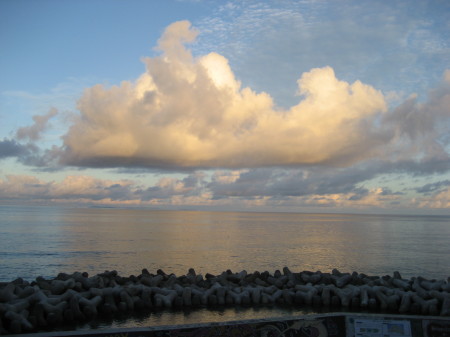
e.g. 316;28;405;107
74;305;320;332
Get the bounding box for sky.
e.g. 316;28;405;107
1;0;449;214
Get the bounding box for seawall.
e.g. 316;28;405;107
1;268;449;335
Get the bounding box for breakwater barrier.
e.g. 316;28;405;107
0;268;449;335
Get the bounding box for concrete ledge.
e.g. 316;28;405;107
7;312;450;337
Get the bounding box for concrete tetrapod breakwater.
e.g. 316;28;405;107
0;267;449;335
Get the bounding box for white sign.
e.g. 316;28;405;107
353;318;412;337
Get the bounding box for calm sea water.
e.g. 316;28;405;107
1;205;449;329
1;205;449;283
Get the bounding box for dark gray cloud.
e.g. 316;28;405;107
102;183;136;201
0;139;47;168
391;157;450;176
416;180;450;194
207;167;374;199
1;109;61;168
0;137;63;170
383;80;450;144
0;138;30;159
16;108;58;141
208;155;450;201
139;172;205;201
139;185;178;200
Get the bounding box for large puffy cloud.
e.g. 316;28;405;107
4;20;447;212
60;20;390;169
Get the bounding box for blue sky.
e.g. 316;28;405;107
1;0;449;214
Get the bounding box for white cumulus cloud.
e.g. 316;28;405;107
60;21;390;169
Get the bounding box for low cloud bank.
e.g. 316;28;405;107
1;171;449;211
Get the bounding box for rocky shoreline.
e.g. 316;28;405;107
1;267;449;335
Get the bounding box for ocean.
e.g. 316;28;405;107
0;205;449;328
